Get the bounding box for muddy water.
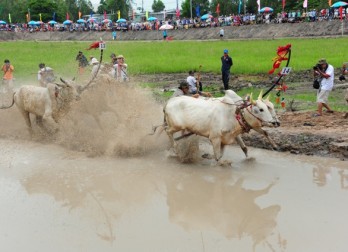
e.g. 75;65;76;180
1;81;348;252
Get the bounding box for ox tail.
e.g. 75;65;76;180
0;92;15;109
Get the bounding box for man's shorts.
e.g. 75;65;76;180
317;89;330;103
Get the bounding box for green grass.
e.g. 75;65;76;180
1;37;348;81
1;38;347;111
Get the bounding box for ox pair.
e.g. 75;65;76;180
163;90;280;165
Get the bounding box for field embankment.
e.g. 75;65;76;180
0;20;347;41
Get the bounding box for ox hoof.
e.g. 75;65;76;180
217;159;232;166
202;153;213;159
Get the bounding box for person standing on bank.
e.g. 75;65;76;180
313;58;334;116
221;49;233;90
76;51;88;75
1;59;14;92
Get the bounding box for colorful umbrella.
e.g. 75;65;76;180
331;1;348;7
159;24;174;30
103;19;112;23
63;20;72;25
260;7;274;13
147;17;157;21
48;20;57;25
0;20;7;25
76;19;86;23
87;18;96;23
201;14;213;20
28;20;37;25
116;18;127;23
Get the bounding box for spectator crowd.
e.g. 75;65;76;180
0;7;347;33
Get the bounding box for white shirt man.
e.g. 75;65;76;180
186;70;197;94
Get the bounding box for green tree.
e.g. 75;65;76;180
104;0;130;20
181;0;210;18
152;0;165;12
97;0;108;14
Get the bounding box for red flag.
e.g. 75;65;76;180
104;10;107;19
282;0;286;10
66;12;69;20
339;6;343;20
216;3;220;15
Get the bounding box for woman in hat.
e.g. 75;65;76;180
113;55;128;82
90;57;104;79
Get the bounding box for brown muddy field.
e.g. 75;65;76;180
1;76;348;252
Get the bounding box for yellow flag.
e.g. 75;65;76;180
39;13;42;22
328;0;332;6
117;10;120;19
78;11;82;19
146;11;148;19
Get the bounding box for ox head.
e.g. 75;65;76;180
245;93;277;127
258;91;280;127
57;78;81;101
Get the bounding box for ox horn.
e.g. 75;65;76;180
60;77;67;84
258;90;263;100
250;93;256;105
60;77;72;87
265;94;271;101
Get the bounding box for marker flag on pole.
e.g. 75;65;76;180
39;13;42;22
66;12;69;20
78;11;82;19
195;5;200;17
145;11;148;19
176;8;180;17
216;3;220;15
118;10;121;19
257;0;261;12
8;13;11;23
303;0;308;8
238;0;242;14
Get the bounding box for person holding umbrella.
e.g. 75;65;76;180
221;49;233;90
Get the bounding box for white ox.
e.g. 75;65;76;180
1;79;80;135
164;92;277;163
